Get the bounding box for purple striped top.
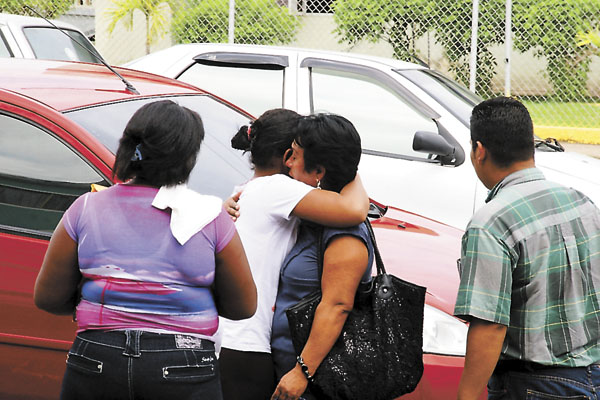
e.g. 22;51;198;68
62;184;235;335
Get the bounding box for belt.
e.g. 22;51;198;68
494;359;600;374
494;359;563;373
77;330;215;352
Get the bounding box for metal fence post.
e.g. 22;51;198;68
504;0;512;97
469;0;480;93
228;0;235;43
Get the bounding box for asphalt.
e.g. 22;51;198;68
561;142;600;159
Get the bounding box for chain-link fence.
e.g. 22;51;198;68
4;0;600;143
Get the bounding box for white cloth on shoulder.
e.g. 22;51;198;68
151;184;222;245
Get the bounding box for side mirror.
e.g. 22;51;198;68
412;131;455;157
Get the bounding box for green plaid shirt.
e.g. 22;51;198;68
454;168;600;366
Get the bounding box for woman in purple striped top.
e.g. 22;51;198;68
34;100;257;400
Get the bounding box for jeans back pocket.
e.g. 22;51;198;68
162;363;215;382
66;352;104;375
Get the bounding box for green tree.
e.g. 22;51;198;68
333;0;505;96
173;0;299;45
106;0;177;55
577;29;600;53
332;0;434;62
429;0;505;97
513;0;599;100
0;0;72;18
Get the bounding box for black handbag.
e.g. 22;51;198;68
285;220;426;400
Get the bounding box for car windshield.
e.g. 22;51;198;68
395;69;481;127
23;27;101;63
397;69;546;144
66;94;253;199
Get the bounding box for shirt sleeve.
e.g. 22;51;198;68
62;192;90;242
213;207;237;253
249;175;314;221
453;227;513;325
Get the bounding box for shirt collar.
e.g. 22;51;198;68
485;167;545;203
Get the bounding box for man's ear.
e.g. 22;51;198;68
474;141;487;164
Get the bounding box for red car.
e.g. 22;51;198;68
0;58;478;399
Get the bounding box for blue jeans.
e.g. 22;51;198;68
61;330;222;400
488;364;600;400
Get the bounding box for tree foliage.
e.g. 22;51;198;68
333;0;505;96
106;0;177;55
173;0;299;45
514;0;599;100
332;0;434;62
332;0;600;99
577;29;600;50
0;0;72;18
430;0;505;97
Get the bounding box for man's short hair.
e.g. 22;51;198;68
470;97;535;168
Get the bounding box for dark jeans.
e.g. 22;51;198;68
218;348;276;400
61;330;222;400
488;362;600;400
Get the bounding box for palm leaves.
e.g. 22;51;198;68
105;0;174;54
576;29;600;52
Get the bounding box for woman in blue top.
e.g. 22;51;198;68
270;114;374;400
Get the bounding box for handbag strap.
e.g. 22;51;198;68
317;225;325;283
364;219;386;276
316;219;386;282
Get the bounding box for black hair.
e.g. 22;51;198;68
113;100;204;186
231;108;301;169
470;97;534;168
295;114;362;193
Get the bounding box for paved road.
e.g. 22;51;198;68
562;142;600;159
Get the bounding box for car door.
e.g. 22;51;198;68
295;55;479;229
0;103;112;399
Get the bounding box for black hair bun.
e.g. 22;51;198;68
231;125;251;151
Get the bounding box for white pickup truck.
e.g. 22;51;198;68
0;13;103;63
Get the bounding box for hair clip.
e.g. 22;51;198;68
131;143;143;161
247;126;252;141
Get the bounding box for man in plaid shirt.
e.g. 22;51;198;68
454;97;600;400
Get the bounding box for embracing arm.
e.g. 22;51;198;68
457;318;507;400
292;174;369;227
213;231;257;320
272;235;368;400
223;191;242;221
34;221;82;315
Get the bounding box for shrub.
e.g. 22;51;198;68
173;0;299;45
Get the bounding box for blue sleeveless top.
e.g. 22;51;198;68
271;222;374;379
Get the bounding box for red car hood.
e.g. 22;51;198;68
370;205;464;316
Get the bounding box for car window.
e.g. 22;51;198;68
66;95;253;199
23;27;100;63
178;63;283;117
396;69;481;127
0;113;108;235
0;31;12;57
310;67;438;158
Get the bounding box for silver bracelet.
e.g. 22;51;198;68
296;355;314;382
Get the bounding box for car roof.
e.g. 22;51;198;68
125;42;429;73
0;12;79;31
0;58;209;111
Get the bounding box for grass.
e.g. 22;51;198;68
521;100;600;144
